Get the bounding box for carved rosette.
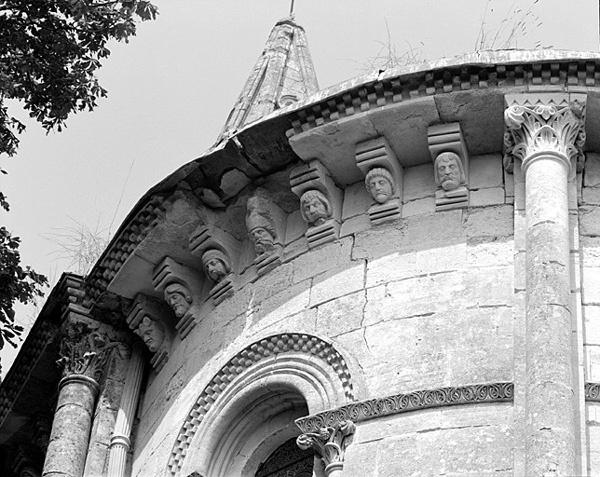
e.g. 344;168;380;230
504;94;586;174
296;420;355;476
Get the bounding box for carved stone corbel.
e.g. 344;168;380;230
428;123;470;211
152;257;207;337
190;225;237;304
296;420;355;477
355;136;403;224
245;191;286;276
127;293;174;372
290;160;342;248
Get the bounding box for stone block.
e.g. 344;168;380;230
283;236;308;262
365;242;467;289
402;197;435;217
582;267;600;304
584;152;600;187
466;237;513;267
584;305;600;346
589;422;600;477
253;282;312;329
403;163;436;201
309;261;366;308
469;153;503;189
342;182;370;220
463;205;513;238
316;290;366;337
469;187;505;207
580;206;600;237
284;210;307;244
340;214;371;238
586;345;600;382
293;237;353;283
465;266;513;307
582;236;600;266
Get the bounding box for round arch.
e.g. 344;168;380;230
167;333;356;477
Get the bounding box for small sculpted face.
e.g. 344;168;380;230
301;193;330;226
164;284;192;318
136;318;164;353
204;257;228;283
368;175;393;204
437;154;462;191
251;227;275;255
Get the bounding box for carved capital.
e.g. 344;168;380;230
57;322;128;382
504;94;586;174
296;420;355;475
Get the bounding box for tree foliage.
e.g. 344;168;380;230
0;197;47;349
0;0;158;156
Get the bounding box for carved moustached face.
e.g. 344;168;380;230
165;289;191;318
437;155;462;191
251;227;275;255
204;257;228;282
368;175;393;204
302;196;328;225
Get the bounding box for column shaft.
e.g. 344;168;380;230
42;375;99;477
524;155;576;475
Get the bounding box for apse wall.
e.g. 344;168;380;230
130;152;516;477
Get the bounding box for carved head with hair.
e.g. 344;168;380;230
164;282;193;319
134;316;165;353
300;190;332;226
365;167;395;204
434;152;466;191
201;248;231;283
246;210;277;256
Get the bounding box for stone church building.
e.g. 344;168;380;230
2;15;600;477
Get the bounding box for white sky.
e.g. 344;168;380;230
0;0;598;373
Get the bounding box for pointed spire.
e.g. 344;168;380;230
219;17;319;138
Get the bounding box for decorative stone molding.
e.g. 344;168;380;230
246;191;286;276
428;123;469;211
295;382;513;434
57;321;127;382
355;136;403;224
585;382;600;401
127;294;173;372
153;257;206;337
503;93;586;175
189;226;236;304
296;420;355;477
167;334;353;476
290;160;342;248
287;56;600;137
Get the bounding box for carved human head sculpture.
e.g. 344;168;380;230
300;190;332;226
134;316;165;353
201;249;231;283
365;167;395;204
246;209;277;256
164;282;193;319
434;152;466;191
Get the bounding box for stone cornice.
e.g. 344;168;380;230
295;382;514;434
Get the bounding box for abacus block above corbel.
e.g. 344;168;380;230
189;225;238;305
428;123;470;211
126;293;174;373
355;136;403;225
290;160;342;248
152;257;207;338
245;191;286;276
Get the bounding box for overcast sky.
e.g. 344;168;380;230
1;0;598;373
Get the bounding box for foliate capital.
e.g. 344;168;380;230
296;420;355;475
503;93;586;174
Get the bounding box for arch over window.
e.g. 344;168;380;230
169;333;355;477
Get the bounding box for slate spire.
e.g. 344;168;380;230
220;16;319;137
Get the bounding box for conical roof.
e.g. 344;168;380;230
220;16;319;138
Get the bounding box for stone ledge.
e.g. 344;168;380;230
295;382;513;433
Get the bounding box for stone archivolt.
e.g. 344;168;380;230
167;333;354;477
295;382;514;434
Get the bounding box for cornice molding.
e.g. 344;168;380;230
295;382;514;434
